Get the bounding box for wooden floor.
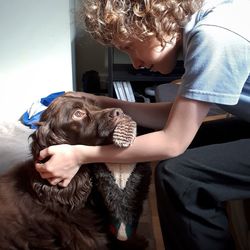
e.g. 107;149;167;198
149;162;165;250
137;161;165;250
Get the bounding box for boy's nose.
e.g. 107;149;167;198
130;56;144;69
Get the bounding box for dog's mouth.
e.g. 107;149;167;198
112;117;137;148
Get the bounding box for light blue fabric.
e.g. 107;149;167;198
180;0;250;121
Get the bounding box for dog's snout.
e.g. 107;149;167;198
110;108;124;118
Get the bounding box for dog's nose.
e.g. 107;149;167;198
110;108;124;118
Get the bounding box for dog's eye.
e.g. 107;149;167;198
72;109;86;120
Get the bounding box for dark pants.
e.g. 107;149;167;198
155;117;250;250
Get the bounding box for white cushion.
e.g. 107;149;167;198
0;121;34;173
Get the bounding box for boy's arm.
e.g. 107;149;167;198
66;91;173;130
37;96;211;186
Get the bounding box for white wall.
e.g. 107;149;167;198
0;0;75;121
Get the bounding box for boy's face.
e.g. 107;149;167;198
115;36;181;74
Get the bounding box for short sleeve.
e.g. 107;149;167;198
180;25;250;105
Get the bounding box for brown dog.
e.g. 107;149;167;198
0;94;151;249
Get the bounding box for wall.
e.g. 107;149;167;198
0;0;75;121
75;32;107;91
74;0;131;91
74;0;106;91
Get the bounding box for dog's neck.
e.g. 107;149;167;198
30;166;92;211
105;163;136;190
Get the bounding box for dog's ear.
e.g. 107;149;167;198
30;123;49;160
30;120;69;160
34;121;45;127
30;167;92;211
30;123;50;159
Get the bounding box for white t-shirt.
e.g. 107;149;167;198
180;0;250;121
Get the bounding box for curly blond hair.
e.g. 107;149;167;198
79;0;203;46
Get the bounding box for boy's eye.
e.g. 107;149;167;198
117;43;132;52
123;46;130;51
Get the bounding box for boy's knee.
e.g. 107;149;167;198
155;156;195;198
155;157;183;181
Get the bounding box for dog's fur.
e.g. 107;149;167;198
0;94;151;250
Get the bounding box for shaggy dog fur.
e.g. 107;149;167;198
0;94;151;250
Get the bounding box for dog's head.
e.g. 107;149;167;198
31;94;136;157
29;94;137;210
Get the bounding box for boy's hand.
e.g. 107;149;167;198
35;144;81;187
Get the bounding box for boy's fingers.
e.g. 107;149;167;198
35;162;47;172
38;147;50;161
35;163;55;178
58;178;71;188
48;178;63;186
